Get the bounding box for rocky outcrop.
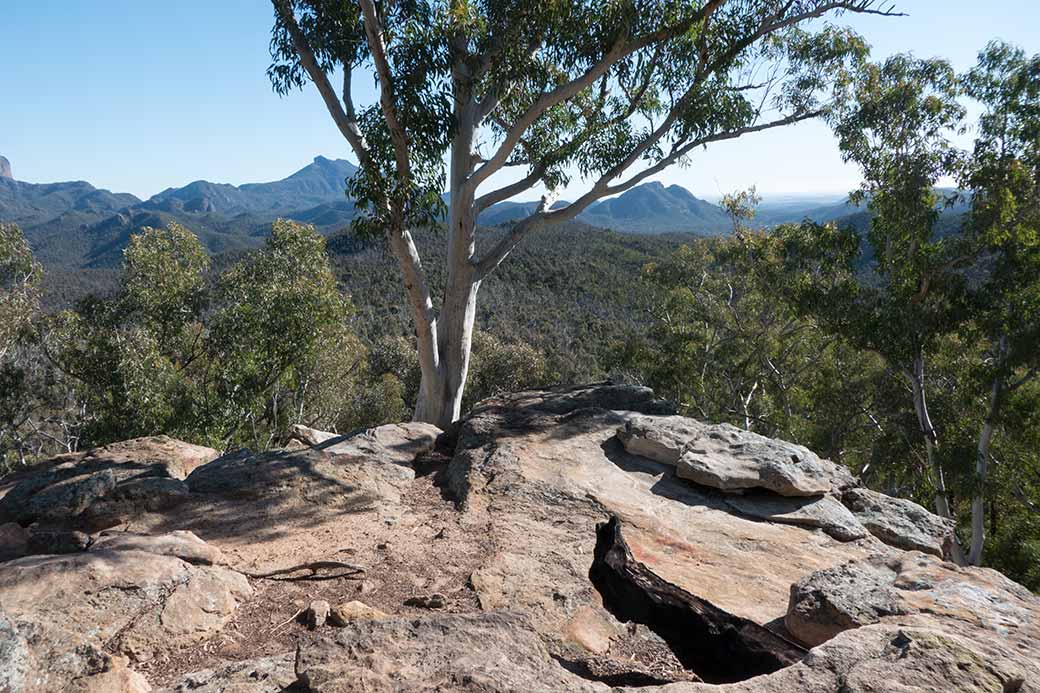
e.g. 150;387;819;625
291;421;442;478
0;384;1037;691
295;611;604;693
0;534;251;691
842;487;956;557
0;436;218;530
0;156;11;179
618;415;856;496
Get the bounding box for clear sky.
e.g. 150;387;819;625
2;1;1037;202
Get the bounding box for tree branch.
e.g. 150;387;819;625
272;0;375;177
358;0;412;183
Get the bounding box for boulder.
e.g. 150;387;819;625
81;477;191;531
0;522;29;562
1;469;115;525
785;557;908;646
617;416;855;496
842;487;955;557
0;533;251;690
294;611;604;692
90;529;225;566
26;528;92;554
615;415;706;465
290;422;442;479
723;493;869;542
0;436;216;528
185;447;406;508
785;551;1040;652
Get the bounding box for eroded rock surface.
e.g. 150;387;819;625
295;611;604;693
618;415;855;496
842;487;955;557
0;534;250;691
291;422;442;479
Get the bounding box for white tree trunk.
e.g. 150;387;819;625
907;355;965;565
968;335;1007;566
412;70;481;429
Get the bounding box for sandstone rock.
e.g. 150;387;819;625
785;551;1040;653
3;469;115;525
842;487;955;557
306;600;332;629
0;436;216;528
90;529;225;566
73;436;219;481
291;422;442;479
723;493;868;541
329;601;390;625
616;415;707;465
647;624;1039;692
186;448;403;508
84;477;190;526
0;522;29;562
26;527;92;554
294;611;604;692
0;535;251;690
617;416;855;496
785;557;907;646
0;606;32;693
156;654;296;693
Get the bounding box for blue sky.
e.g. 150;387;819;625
2;1;1037;202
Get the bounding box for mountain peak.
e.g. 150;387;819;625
0;156;11;179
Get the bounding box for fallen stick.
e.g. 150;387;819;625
240;560;366;581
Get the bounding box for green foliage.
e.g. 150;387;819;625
0;223;41;357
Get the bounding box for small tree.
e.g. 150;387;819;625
268;0;895;426
208;219;361;447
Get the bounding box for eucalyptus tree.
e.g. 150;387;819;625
961;41;1040;565
827;55;967;540
269;0;896;426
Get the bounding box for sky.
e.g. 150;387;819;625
2;0;1037;203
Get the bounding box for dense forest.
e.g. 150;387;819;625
2;32;1039;599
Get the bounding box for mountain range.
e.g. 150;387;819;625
0;154;966;272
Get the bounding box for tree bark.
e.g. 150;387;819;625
906;354;966;565
968;335;1006;566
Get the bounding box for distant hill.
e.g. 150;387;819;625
144;156;357;216
479;182;731;235
0;156;359;269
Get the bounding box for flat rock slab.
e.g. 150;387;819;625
618;415;855;496
291;422;442;479
91;529;226;566
295;611;605;692
0;534;251;691
723;493;868;542
186;447;407;507
842;487;954;557
156;653;297;693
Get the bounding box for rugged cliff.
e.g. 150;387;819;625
0;384;1036;692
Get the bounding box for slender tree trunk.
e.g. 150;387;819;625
968;335;1007;566
906;354;966;565
412;61;481;428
